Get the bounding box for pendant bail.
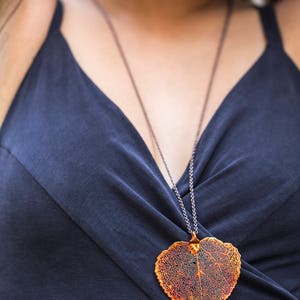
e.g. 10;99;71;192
188;231;201;254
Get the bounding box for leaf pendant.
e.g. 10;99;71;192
155;232;241;300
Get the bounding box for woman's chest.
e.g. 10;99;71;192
1;36;300;297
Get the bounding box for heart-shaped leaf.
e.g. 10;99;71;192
155;234;241;300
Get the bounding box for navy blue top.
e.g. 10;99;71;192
0;1;299;299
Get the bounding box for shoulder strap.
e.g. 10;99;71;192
49;0;63;34
257;2;283;49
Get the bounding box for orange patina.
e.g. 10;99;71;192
155;234;241;300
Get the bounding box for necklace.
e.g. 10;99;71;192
92;0;241;298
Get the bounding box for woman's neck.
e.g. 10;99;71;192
98;0;223;23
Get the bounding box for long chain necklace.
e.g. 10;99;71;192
92;0;241;298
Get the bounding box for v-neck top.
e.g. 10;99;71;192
0;1;300;299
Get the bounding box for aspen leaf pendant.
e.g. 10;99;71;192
155;232;241;300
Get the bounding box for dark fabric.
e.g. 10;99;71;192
0;1;299;299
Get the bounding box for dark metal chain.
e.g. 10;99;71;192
92;0;233;235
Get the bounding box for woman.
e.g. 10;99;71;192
0;0;299;299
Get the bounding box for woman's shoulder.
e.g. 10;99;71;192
0;0;56;129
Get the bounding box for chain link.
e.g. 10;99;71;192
93;0;233;235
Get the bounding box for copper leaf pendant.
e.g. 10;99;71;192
155;232;241;300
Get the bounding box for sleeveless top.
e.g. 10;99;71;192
0;1;299;299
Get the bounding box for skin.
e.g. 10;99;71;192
0;0;299;187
